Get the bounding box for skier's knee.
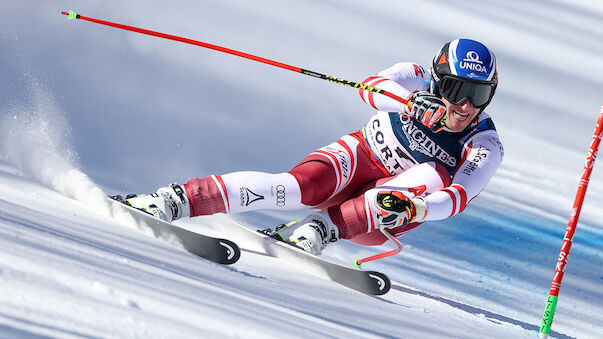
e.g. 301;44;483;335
289;160;336;206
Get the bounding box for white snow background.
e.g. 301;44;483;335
1;0;602;338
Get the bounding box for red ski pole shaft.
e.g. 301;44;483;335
60;10;408;105
538;104;603;338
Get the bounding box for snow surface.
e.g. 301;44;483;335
1;0;602;338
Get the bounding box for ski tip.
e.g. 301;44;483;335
218;239;241;265
367;271;391;295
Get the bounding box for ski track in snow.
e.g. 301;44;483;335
1;0;602;338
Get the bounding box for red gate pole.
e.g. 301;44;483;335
539;104;603;338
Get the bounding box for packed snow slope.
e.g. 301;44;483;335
1;0;602;338
0;162;548;339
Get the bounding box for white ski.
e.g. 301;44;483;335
108;197;240;265
228;221;391;295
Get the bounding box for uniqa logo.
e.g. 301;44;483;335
459;51;487;73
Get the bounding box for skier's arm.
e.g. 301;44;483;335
422;132;504;221
358;62;431;112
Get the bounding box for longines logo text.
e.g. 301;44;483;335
400;116;457;167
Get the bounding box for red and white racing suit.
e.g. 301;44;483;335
183;62;504;245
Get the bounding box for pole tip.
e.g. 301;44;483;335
538;333;548;339
61;10;78;20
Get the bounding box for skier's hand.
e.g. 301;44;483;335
375;191;427;229
405;91;447;133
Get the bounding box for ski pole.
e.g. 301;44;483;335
538;104;603;339
60;10;409;105
355;225;403;268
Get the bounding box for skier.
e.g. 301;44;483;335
118;38;503;256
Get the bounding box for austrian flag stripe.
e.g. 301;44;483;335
314;149;343;193
211;175;230;213
443;184;468;217
359;76;379;104
311;135;359;200
367;78;388;110
365;198;377;233
337;138;357;182
452;184;468;213
359;76;387;110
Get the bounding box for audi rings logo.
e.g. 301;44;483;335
275;185;286;206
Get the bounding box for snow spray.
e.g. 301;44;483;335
0;79;108;210
539;104;603;338
0;77;186;247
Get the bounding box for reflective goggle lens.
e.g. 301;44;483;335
440;77;495;108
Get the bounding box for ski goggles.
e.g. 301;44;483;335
439;76;496;108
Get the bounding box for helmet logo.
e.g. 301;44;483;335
460;50;487;73
437;53;447;65
464;51;483;64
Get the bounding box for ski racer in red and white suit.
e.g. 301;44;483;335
126;39;504;255
347;61;504;244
